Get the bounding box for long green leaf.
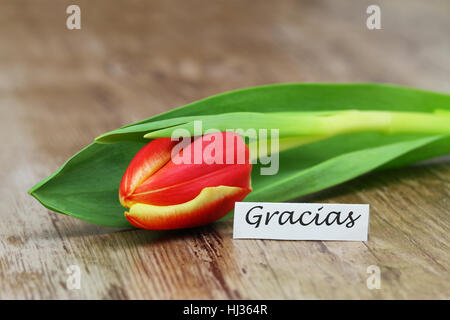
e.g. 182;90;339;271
30;142;145;227
249;135;443;201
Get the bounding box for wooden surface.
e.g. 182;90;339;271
1;0;449;299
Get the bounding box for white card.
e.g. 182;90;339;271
233;202;369;241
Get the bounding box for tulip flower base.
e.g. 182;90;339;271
29;83;450;229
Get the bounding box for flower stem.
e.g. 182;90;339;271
251;110;450;159
312;110;450;136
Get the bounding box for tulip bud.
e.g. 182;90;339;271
119;132;252;230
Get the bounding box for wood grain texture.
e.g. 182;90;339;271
0;0;449;299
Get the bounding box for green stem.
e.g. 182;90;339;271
314;110;450;136
249;136;327;161
251;110;450;159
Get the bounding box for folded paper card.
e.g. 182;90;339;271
233;202;370;241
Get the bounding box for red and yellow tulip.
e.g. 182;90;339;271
119;132;252;230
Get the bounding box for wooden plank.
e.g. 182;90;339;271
0;0;449;299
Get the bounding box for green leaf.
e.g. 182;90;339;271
29;83;450;228
96;83;450;143
248;134;444;201
30;143;145;227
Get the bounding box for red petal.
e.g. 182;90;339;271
132;132;251;205
125;186;251;230
119;138;179;207
129;164;251;205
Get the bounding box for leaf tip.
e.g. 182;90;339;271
94;133;109;144
143;132;153;139
28;182;41;196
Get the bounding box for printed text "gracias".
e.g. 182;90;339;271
245;205;361;228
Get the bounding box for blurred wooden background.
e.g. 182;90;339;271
0;0;449;299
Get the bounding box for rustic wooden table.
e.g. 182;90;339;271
1;0;449;299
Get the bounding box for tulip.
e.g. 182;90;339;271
30;84;450;229
119;132;252;230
